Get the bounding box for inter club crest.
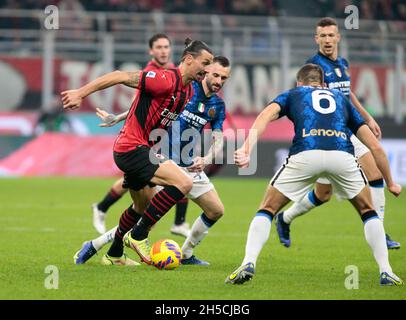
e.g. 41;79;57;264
344;67;350;77
334;68;342;78
208;107;216;118
198;102;205;113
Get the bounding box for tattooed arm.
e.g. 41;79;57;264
61;71;140;110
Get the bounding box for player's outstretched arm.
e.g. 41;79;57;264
350;92;382;139
96;108;129;127
61;71;140;110
356;125;401;197
234;102;280;168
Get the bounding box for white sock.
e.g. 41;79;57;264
283;191;318;224
181;214;211;259
241;214;272;267
369;186;385;221
92;226;117;251
363;217;392;274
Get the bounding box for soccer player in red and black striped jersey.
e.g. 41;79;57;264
62;38;213;265
91;34;191;240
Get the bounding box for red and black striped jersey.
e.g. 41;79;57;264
129;60;175;113
114;67;194;152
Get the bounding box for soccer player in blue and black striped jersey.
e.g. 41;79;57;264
226;64;403;286
276;17;400;250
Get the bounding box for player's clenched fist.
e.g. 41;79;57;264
61;89;83;110
234;148;250;168
388;183;402;197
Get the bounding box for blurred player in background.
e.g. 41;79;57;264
91;33;191;239
74;56;231;266
226;64;403;286
63;38;213;266
275;17;400;250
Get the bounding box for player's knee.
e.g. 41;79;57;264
205;203;224;221
175;176;193;194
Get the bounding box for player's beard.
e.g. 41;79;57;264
208;81;221;94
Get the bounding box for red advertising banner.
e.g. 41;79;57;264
0;56;62;111
1;57;404;118
0;132;120;177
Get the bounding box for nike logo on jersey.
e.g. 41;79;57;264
171;95;177;102
325;72;333;76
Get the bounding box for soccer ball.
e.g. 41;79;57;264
150;239;182;270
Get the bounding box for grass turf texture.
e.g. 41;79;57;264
0;177;404;300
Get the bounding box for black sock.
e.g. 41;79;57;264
256;209;275;221
360;210;378;223
174;198;188;225
107;236;125;258
132;186;185;240
107;205;142;257
200;212;218;227
97;188;123;213
369;179;384;188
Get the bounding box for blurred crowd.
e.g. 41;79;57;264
0;0;405;20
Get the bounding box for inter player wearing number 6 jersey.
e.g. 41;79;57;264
275;17;400;250
226;64;403;286
62;38;213;265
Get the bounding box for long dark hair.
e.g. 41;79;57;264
180;37;212;61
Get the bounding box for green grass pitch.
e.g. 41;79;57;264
0;177;404;300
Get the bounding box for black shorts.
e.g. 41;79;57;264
114;145;161;191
